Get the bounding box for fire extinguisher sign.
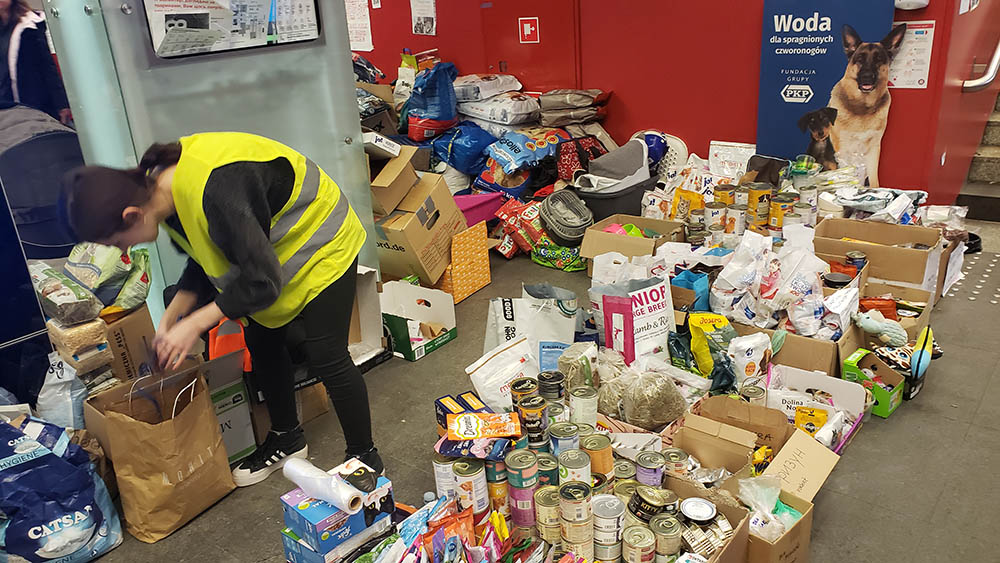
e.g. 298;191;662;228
518;17;539;44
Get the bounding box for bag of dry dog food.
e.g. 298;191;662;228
539;89;610;110
454;74;522;102
28;261;103;326
458;92;540;125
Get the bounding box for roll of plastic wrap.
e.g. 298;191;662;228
283;458;364;514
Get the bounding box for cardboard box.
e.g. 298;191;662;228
842;348;905;418
249;382;331;444
763;429;840;503
280;458;393;554
766;365;866;454
361;109;396;136
104;305;154;381
381;282;457;361
433;221;492;304
746;490;814;563
580;214;685;276
861;281;931;341
369;145;419;215
935;241;960;304
281;518;393;563
375;174;466;284
670;413;757;488
203;350;256;463
348;265;385;367
697;396;796;452
663;475;751;563
814;218;945;300
816;251;870;289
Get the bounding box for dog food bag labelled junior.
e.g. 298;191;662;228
592;278;673;365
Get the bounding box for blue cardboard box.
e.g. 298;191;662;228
281;517;392;563
280;459;394;554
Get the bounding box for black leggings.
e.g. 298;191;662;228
243;259;374;455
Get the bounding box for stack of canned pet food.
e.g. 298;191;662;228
432;372;738;562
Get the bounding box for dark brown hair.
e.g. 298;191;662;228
59;142;182;242
2;0;31;25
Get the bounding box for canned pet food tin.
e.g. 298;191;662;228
635;451;666;486
713;185;735;206
519;395;549;434
488;480;511;518
705;202;727;227
661;448;689;477
563;539;595;562
689;208;705;227
569;386;599;427
485;459;506;483
846;250;867;271
741;385;767;406
707;224;725;247
512;433;529;450
593;494;627;544
549;422;581;456
537;452;560;486
575;423;596;438
782;212;804;226
793;202;814;226
561;516;594;544
538;370;566;401
615;459;637;481
746;183;771;225
798;185;819;209
453;459;489;513
614;479;640;505
528;433;551;454
768;195;795;228
679;497;717;524
622;526;656;563
594;541;623;562
548;402;569;425
659;489;679;515
628;486;666;522
510;377;539;403
623;506;647;530
505;449;539;489
734;186;750;206
534;485;561;527
558;481;593;522
433;453;457;500
725;204;747;235
592;472;610;495
538;523;561;545
509;482;537;528
581;433;614;476
649;514;682;556
558;449;592;484
654;553;678;563
768;226;783;240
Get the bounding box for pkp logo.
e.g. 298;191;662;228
781;84;813;103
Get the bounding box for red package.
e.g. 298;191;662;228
859;297;898;321
495;198;525;222
519;202;548;244
494;233;519;259
828;261;858;278
408;116;458;141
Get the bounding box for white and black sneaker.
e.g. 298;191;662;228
232;428;308;487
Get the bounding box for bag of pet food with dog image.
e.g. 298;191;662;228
458;92;540;125
0;418;122;562
591;277;673;365
453;74;523;102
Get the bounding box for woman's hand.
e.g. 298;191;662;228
159;289;198;334
58;109;72;125
154;301;225;369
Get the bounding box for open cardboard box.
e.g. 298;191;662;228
814;218;945;302
696;396;796;452
766;365;867;454
381;281;457;361
368;145;419;215
579;214;685;276
842;348;905;418
104;304;155;381
664;475;751;563
861;281;931;342
669;413;758;489
816;251;870;289
375;173;467;284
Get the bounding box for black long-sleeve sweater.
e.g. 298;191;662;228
166;158;295;320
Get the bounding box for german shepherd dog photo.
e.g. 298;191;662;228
828;23;906;187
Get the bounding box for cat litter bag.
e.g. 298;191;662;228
408;62;459;121
458;92;540;125
453;74;523;102
0;419;122;562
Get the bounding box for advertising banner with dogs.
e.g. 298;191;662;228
756;0;902;187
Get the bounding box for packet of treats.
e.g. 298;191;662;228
447;413;521;441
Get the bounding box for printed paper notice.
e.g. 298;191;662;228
410;0;436;36
345;0;373;51
889;20;935;89
276;0;319;44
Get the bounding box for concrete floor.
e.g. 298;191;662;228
102;221;1000;563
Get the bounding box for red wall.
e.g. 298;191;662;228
360;0;486;82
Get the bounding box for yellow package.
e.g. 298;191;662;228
670;188;705;221
687;312;737;377
794;407;828;436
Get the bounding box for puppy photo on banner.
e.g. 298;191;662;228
756;0;899;186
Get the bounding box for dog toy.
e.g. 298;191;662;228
852;310;908;347
911;325;934;381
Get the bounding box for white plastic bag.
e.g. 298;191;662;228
711;231;771;322
483;285;578;371
466;337;539;413
738;476;787;542
36;352;87;429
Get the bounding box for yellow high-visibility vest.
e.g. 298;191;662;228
162;132;365;328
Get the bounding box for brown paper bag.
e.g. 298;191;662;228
103;372;235;543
